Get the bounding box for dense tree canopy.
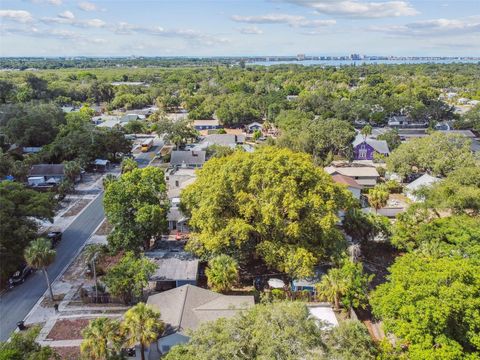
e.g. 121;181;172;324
164;302;324;360
0;103;64;147
0;327;60;360
165;301;378;360
104;167;169;252
386;132;476;178
104;252;157;305
152;115;198;149
423;166;480;215
392;214;480;255
276;110;356;163
0;181;55;283
371;253;480;359
44;111;131;165
181;147;354;274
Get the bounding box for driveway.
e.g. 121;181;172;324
0;193;105;341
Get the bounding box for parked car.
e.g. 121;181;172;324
8;264;34;288
47;231;62;248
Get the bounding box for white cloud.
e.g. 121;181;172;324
231;14;336;28
58;10;75;20
284;0;418;18
48;0;63;5
85;18;106;28
0;10;34;23
41;13;106;28
78;1;97;11
1;25;79;39
111;22;229;46
370;16;480;37
239;26;263;35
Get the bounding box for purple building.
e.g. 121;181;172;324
352;134;390;161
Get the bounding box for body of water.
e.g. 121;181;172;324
250;59;480;66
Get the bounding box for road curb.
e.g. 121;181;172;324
21;192;105;335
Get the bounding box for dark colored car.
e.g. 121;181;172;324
47;231;62;248
8;264;33;288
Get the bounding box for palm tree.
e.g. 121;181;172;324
205;254;239;293
24;238;56;300
368;187;389;213
122;303;164;360
80;317;122;360
360;125;372;140
315;268;347;311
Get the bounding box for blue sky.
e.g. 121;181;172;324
0;0;479;56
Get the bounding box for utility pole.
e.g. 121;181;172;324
92;253;98;302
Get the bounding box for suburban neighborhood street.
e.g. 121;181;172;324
0;193;105;341
133;136;164;168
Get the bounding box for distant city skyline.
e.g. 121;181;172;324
1;0;479;57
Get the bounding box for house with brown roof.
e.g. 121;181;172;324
325;165;379;188
331;174;362;199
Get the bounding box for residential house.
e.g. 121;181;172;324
331;174;362;200
405;174;441;202
166;167;196;199
246;122;263;133
120;114;145;123
387;115;428;128
167;204;189;233
193;134;246;151
28;164;66;186
7;144;43;156
147;285;254;355
165;167;197;232
22;147;43;155
146;251;199;291
291;266;329;294
352;134;390;161
308;305;339;329
193;119;221;131
325;166;380;188
97;120;122;129
170;151;206;168
92;115;119;126
92;159;110;172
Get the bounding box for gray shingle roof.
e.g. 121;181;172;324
170;151;206;167
353;134;390;154
147;285;254;332
29;164;65;177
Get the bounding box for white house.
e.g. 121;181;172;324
325;166;380;188
246;122;263;133
331;174;362;199
405;174;441;202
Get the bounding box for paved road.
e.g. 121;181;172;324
0;193;105;341
134;137;164;168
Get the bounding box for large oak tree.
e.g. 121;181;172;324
181;146;354;275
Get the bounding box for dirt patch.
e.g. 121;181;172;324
63;251;89;282
98;252;123;272
40;293;65;307
95;220;113;236
53;346;81;360
62;199;91;217
47;318;90;340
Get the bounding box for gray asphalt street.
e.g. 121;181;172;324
0;193;105;341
